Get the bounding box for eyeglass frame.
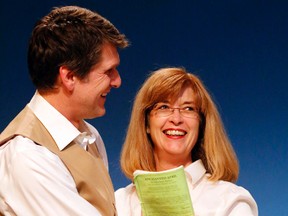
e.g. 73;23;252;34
149;103;200;119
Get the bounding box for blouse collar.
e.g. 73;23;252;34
184;160;207;186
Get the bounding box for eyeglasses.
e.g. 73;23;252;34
151;103;199;119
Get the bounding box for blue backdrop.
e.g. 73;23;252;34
1;1;287;215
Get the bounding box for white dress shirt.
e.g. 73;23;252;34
0;92;108;216
115;160;258;216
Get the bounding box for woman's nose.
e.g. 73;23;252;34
169;109;183;125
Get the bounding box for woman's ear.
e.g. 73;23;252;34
146;117;151;134
59;66;76;91
146;127;150;134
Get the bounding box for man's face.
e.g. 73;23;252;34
72;42;121;120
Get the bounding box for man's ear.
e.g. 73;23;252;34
59;66;76;91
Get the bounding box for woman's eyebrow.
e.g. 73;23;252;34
181;101;196;105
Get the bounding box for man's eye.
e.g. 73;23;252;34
106;69;113;75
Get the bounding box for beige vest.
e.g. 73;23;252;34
0;106;117;215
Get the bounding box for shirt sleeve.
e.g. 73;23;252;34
0;136;102;216
222;184;258;216
228;201;258;216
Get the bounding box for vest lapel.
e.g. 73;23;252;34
0;106;117;215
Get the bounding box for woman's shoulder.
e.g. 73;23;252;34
115;183;135;198
202;177;253;197
195;177;258;215
115;183;141;216
214;179;252;195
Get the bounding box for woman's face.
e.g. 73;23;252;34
148;86;200;168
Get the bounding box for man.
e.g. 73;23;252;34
0;6;129;215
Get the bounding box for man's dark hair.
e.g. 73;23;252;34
27;6;129;90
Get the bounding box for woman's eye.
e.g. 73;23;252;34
158;104;170;110
185;106;196;111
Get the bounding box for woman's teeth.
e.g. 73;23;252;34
164;130;185;136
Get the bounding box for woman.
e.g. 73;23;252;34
115;67;258;215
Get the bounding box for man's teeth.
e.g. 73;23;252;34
101;93;107;97
165;130;185;136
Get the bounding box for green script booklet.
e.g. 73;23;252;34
133;166;194;216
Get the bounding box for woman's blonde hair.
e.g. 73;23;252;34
120;67;239;182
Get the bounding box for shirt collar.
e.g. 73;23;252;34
74;132;96;150
28;91;81;150
184;159;207;186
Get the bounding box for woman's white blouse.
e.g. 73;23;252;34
115;160;258;216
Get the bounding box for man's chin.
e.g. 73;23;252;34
96;108;106;118
86;109;106;119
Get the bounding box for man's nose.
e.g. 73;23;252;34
111;70;121;88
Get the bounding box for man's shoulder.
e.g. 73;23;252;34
0;106;36;144
0;135;61;164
